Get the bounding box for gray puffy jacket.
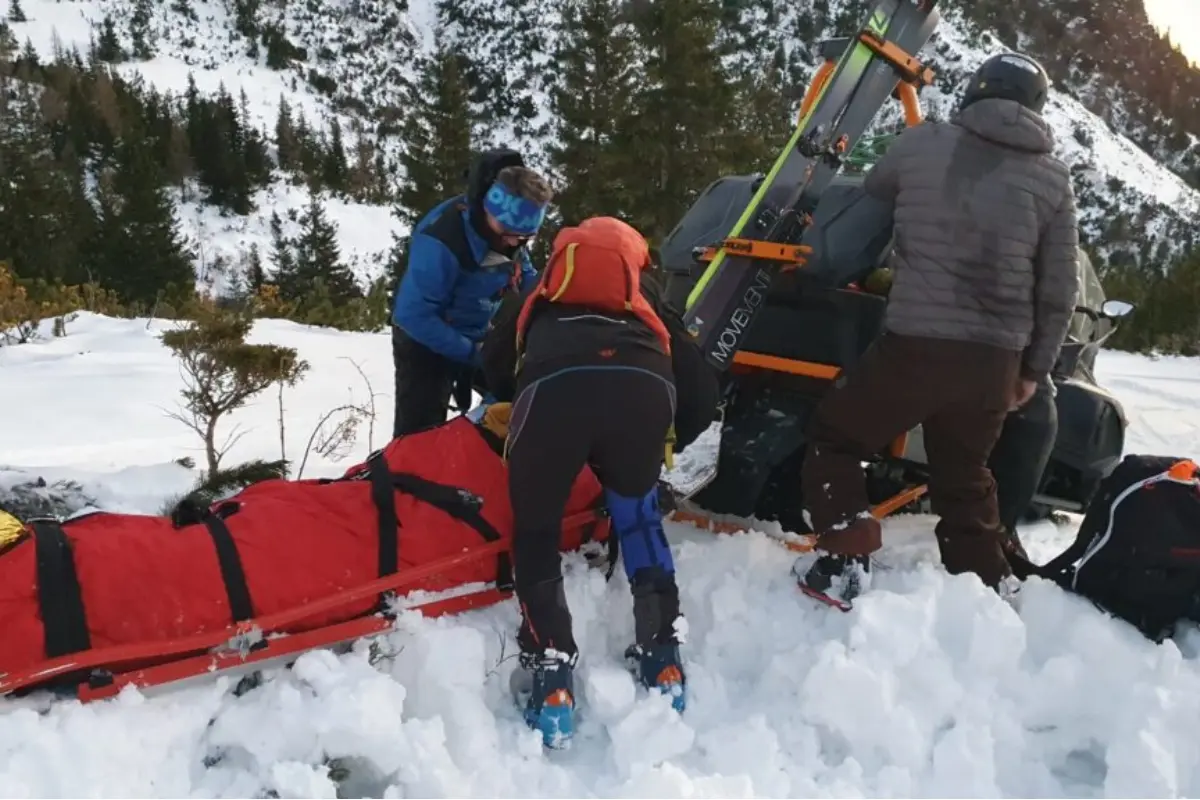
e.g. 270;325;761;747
863;96;1080;383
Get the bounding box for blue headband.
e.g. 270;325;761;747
482;182;547;236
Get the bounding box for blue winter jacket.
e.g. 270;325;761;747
392;196;539;364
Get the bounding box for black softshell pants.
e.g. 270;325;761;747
507;367;676;656
989;377;1057;557
392;326;484;438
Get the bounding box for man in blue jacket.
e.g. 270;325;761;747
391;149;553;438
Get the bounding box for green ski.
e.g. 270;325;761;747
679;0;940;371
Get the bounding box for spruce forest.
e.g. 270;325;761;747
1;0;1198;354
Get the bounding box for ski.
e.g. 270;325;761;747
680;0;940;371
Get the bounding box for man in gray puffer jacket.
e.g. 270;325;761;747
797;52;1079;609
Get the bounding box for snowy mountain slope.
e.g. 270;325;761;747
7;0;1199;285
183;182;399;297
2;315;1200;796
912;5;1200;267
10;0;420;151
8;0;412;291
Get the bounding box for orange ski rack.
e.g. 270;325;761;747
858;31;936;87
798;33;934;131
895;81;923;127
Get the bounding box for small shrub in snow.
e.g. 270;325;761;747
0;262;125;346
160;304;310;475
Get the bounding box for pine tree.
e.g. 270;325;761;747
620;0;741;242
322;117;348;192
277;190;359;305
0;72;89;285
7;0;25;24
189;86;261;214
95;14;123;62
547;0;639;225
246;243;265;291
346;117;382;202
268;211;293;282
232;0;261;39
130;0;154;60
275;96;301;171
725;44;796;176
87;141;196;307
395;33;473;227
0;21;15;62
166;123;194;198
239;89;270;187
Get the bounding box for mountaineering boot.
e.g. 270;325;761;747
794;514;880;611
626;569;687;712
794;553;872;611
511;648;578;750
625;641;686;712
511;577;579;748
605;486;688;712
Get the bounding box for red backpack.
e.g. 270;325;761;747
515;217;671;353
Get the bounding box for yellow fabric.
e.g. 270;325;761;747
0;509;26;549
663;425;677;471
481;402;513;441
548;243;577;302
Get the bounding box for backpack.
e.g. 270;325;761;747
514;216;671;354
1011;455;1200;641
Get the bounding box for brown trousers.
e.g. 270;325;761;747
801;332;1020;586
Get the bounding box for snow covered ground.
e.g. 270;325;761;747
2;314;1200;797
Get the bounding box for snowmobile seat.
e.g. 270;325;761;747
740;277;887;373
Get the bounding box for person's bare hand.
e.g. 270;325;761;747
1010;378;1037;411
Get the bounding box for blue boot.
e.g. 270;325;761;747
625;641;687;712
605;486;688;713
513;649;578;749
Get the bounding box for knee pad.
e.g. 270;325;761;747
604;486;675;582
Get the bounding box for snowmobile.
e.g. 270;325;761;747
658;31;1136;540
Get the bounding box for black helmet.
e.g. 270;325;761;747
959;52;1049;114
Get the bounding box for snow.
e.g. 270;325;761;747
180;181;403;296
2;314;1200;796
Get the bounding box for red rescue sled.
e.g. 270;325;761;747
0;416;610;702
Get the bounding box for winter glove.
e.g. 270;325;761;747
0;509;24;549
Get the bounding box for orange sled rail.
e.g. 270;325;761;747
670;484;928;553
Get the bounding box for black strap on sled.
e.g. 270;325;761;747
31;519;91;659
170;500;256;625
364;454;514;605
201;513;255;623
